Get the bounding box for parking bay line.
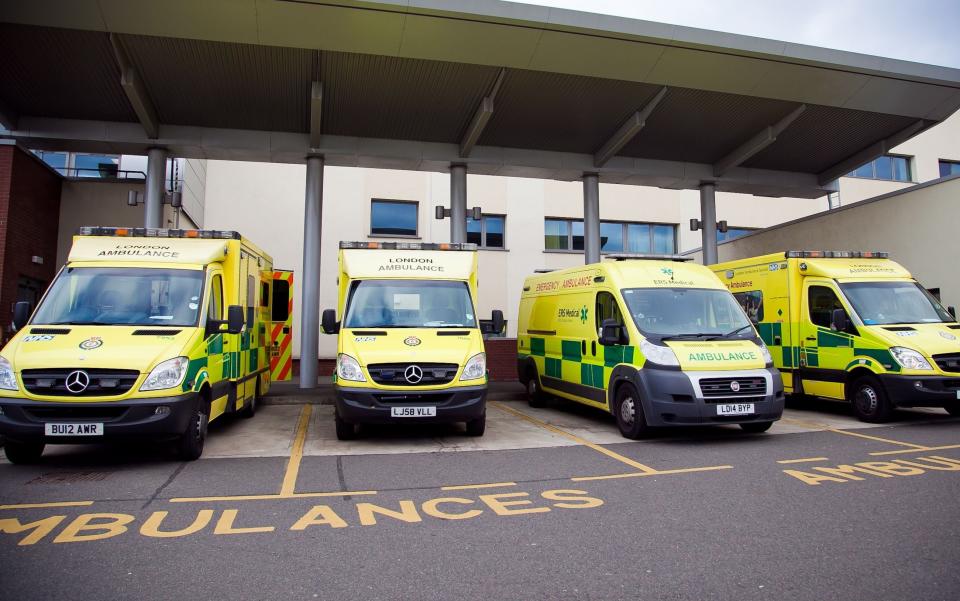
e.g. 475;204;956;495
0;501;95;510
571;465;733;482
279;404;313;497
782;417;932;450
441;482;517;491
869;443;960;457
490;401;658;474
777;457;830;464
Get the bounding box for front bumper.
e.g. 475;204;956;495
0;393;198;444
879;374;960;408
629;366;785;427
335;384;487;424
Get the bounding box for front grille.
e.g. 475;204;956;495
933;353;960;373
21;369;140;397
699;377;766;398
23;406;129;421
367;363;458;386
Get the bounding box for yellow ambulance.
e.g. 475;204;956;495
712;251;960;422
516;256;784;438
0;226;286;463
321;241;502;440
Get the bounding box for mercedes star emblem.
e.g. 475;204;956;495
65;370;91;394
404;365;424;384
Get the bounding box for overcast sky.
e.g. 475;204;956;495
519;0;960;68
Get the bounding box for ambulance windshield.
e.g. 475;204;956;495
344;280;477;328
32;267;205;327
839;281;952;325
622;288;754;339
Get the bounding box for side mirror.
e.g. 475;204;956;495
225;305;244;335
491;310;505;336
599;318;627;346
949;306;956;320
322;309;339;334
831;308;849;332
13;301;31;331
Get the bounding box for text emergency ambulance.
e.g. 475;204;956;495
0;227;287;463
712;251;960;422
322;242;503;440
517;256;784;439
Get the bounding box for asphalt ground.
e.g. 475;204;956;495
1;393;959;601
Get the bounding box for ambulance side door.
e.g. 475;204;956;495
799;278;857;399
270;270;294;381
592;289;631;409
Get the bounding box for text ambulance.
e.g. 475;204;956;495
517;256;784;439
322;242;503;440
712;251;960;421
0;227;288;463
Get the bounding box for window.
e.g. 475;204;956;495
73;153;120;178
466;214;506;248
544;219;676;254
733;290;764;323
260;282;270;307
33;151;68;175
717;228;755;243
344;280;477;328
939;160;960;178
208;274;224;323
807;286;847;329
846;155;912;182
271;278;290;322
370;200;418;237
246;275;256;327
595;291;624;329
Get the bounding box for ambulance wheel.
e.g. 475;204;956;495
335;413;357;441
177;406;208;461
849;376;893;423
739;421;773;433
465;414;486;437
239;377;259;419
3;441;45;464
614;384;648;440
525;369;548;408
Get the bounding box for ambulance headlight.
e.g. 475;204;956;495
337;354;366;382
757;342;773;365
640;339;680;367
141;356;189;391
0;356;18;391
460;353;486;381
890;347;933;371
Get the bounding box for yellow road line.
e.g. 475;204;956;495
441;482;517;491
491;401;657;474
869;443;960;456
825;428;929;449
279;404;313;497
776;457;830;464
169;491;377;503
0;500;94;510
571;465;733;482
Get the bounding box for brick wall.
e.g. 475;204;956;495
0;146;62;337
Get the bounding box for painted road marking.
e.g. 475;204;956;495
869;443;960;456
280;404;313;497
571;465;733;482
0;501;94;510
491;401;657;474
783;455;960;485
776;457;830;464
823;428;929;449
441;482;517;491
169;491;377;503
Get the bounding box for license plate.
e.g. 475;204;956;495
390;406;437;418
716;403;755;416
44;422;104;436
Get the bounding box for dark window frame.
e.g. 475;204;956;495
846;154;913;182
544;218;677;254
466;213;506;249
939;159;960;178
370;199;419;238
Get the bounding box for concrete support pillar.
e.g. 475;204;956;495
582;173;600;264
700;182;718;265
144;147;167;228
450;164;467;243
300;155;324;389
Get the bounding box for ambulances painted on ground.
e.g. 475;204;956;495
712;251;960;422
0;227;288;463
516;256;785;439
321;242;503;440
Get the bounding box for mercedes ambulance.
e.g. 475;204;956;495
321;241;503;440
0;227;288;463
517;256;784;439
712;251;960;422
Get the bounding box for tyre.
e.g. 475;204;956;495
739;421;773;433
465;414;486;437
848;376;893;423
614;383;648;440
239;377;259;419
335;412;357;441
177;405;208;461
525;369;548;408
3;441;45;464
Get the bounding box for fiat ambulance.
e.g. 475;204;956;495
712;251;960;421
322;242;503;440
517;256;784;439
0;227;287;463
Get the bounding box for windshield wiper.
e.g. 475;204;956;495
659;333;718;340
719;324;754;339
